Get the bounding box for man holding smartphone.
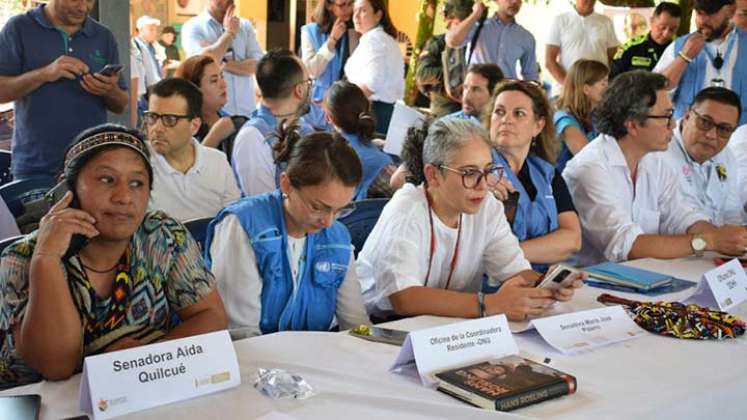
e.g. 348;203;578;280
181;0;265;117
0;0;128;179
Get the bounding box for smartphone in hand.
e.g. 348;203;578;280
536;264;579;290
45;182;90;260
98;64;123;77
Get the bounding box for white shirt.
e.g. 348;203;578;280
356;183;531;317
663;122;745;225
181;11;265;117
148;139;241;221
654;29;739;91
562;134;707;266
344;26;404;103
209;215;370;335
727;124;747;212
129;38;146;96
131;36;162;89
546;11;619;71
231;124;275;197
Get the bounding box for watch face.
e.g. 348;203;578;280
693;237;707;251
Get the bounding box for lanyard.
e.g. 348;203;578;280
703;30;737;73
424;190;462;290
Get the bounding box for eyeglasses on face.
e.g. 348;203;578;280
645;110;675;126
439;164;505;189
142;112;193;128
690;108;736;139
295;187;357;220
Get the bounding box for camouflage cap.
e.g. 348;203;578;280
443;0;475;20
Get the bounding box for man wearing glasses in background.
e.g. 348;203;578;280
563;71;747;266
663;87;746;225
144;78;240;222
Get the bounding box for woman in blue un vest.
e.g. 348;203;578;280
205;126;370;336
324;81;396;200
489;81;582;273
301;0;358;103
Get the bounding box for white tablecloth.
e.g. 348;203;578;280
2;255;746;419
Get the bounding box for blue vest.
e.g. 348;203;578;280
204;190;353;334
673;29;747;125
239;105;318;189
341;132;393;200
493;151;559;272
303;22;348;102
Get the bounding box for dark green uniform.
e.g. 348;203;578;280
610;33;670;78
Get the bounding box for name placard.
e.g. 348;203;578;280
688;258;747;311
530;305;646;355
390;315;518;386
79;330;240;419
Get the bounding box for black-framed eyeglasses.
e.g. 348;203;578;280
646;110;674;126
439;164;504;189
690;108;736;139
142;112;193;128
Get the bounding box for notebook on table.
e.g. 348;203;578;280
583;262;673;292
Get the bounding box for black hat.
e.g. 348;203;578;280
694;0;735;15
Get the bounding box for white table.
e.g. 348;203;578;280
2;256;746;419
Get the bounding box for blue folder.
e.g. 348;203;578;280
583;262;673;291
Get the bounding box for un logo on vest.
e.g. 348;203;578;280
315;261;331;272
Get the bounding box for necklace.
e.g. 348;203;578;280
80;258;119;274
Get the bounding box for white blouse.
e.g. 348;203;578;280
356;183;531;317
344;26;404;103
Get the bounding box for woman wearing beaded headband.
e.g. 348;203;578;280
0;124;227;389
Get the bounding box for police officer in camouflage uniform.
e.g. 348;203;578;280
610;2;682;78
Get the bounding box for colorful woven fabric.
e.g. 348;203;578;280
597;294;746;340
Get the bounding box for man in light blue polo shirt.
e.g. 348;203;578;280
181;0;264;117
663;86;746;225
0;0;128;178
446;0;539;80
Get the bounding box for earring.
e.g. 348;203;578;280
282;192;288;199
531;136;537;147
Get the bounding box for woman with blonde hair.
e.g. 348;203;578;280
554;59;609;172
490;80;581;272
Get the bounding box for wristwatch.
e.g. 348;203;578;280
691;233;707;257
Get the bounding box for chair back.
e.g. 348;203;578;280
338;198;389;257
0;235;23;255
0;150;11;186
183;217;213;251
0;177;56;217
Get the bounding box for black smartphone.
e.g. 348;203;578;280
45;181;89;260
503;191;520;226
98;63;123;77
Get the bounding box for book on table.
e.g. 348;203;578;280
583;262;673;291
434;355;577;411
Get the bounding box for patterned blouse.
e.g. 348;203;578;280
0;212;216;390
